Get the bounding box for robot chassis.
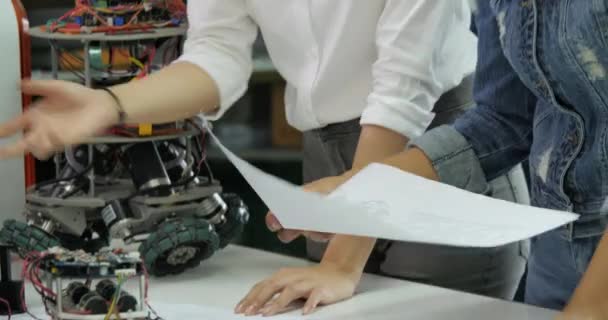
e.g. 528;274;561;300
1;122;250;277
0;25;249;277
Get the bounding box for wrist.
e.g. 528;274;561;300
97;87;127;125
319;259;364;282
321;236;377;278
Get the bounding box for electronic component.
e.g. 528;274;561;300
45;0;187;34
96;280;137;312
78;292;108;314
40;248;143;278
117;292;138;312
24;248;154;319
66;282;90;305
1;120;250;277
121;142;172;196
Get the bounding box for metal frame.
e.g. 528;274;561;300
29;25;187;198
46;273;147;320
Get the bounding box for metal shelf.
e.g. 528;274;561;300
28;25;187;42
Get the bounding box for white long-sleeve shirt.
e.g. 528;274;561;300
178;1;477;138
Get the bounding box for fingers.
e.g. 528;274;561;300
21;79;68;98
267;212;304;244
0;127;61;160
25;130;56;160
260;282;309;316
302;288;326;315
265;213;283;232
267;211;332;243
0;115;27;138
236;279;285;316
276;229;303;243
0;139;28;159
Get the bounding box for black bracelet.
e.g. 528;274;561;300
100;87;127;124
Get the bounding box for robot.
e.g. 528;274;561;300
0;123;250;277
0;1;250;277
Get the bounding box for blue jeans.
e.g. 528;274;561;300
525;229;602;309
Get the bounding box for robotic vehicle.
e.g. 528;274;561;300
0;121;250;277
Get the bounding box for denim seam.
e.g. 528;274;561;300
562;3;608;113
476;128;533;161
532;110;552;128
432;146;474;166
591;0;608;49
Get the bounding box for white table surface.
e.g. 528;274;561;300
21;245;557;320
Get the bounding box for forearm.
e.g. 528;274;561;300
563;233;608;318
110;62;220;124
322;147;439;275
321;125;410;275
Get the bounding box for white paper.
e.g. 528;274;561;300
209;133;372;236
210;132;578;248
330;164;578;247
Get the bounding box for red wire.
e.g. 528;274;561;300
49;0;187;34
0;296;11;320
140;262;150;300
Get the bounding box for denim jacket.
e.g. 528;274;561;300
413;0;608;239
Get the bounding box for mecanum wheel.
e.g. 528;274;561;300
139;217;220;277
0;219;60;254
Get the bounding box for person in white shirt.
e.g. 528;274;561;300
0;0;528;316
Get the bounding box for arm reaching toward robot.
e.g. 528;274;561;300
0;62;220;160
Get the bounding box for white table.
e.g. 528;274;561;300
21;245;556;319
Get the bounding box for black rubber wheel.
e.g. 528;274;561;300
0;220;60;254
215;194;250;248
139;218;220;277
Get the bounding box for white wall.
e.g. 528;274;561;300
0;2;26;224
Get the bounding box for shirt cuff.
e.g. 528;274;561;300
410;125;491;195
360;101;435;139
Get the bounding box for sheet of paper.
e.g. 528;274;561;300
329;164;578;247
209;132;578;248
208;133;374;236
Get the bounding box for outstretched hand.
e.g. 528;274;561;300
0;80;119;160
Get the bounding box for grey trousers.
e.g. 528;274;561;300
302;77;529;300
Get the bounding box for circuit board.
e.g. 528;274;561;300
39;248;143;278
46;0;187;34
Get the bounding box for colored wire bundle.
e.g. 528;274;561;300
17;248;165;320
104;275;125;320
45;0;187;34
20;252;56;319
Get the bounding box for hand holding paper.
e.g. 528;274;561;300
209;131;578;248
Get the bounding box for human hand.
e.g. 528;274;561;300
265;173;355;243
235;262;360;316
0;80;120;160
